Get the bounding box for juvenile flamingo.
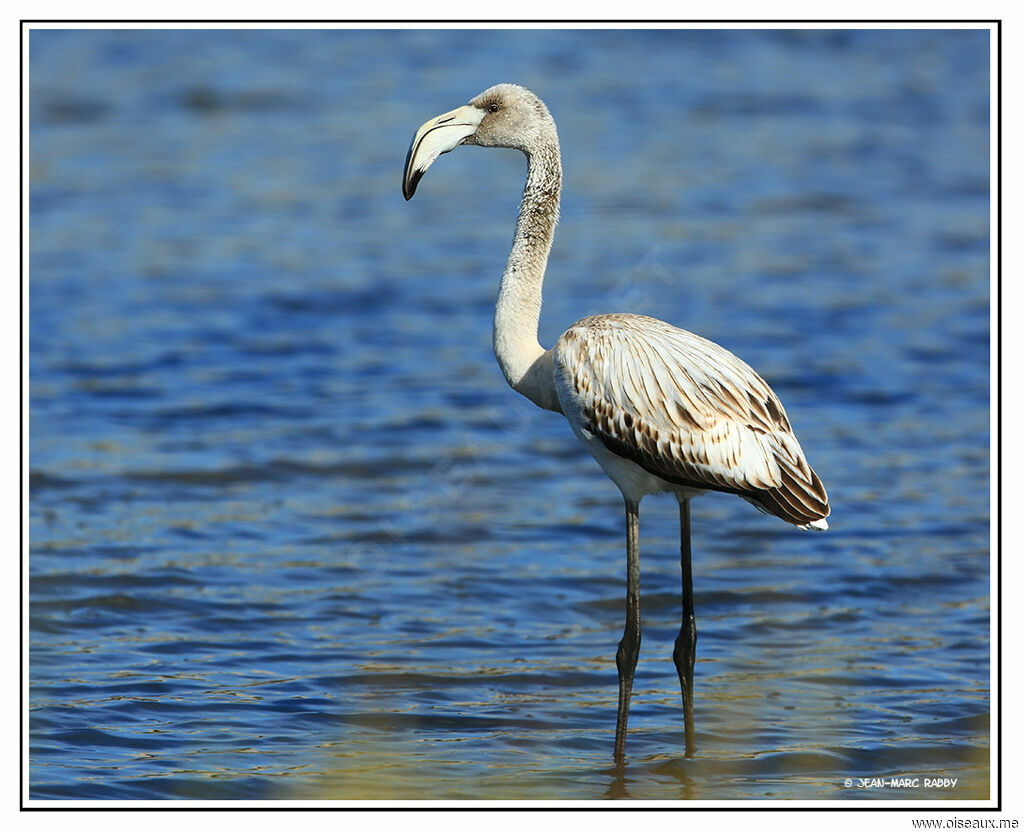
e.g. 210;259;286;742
403;84;830;762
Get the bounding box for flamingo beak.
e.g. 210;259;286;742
402;105;485;200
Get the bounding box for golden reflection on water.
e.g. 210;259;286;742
285;649;988;801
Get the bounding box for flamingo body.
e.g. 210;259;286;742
553;313;829;528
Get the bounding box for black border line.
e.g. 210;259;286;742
19;16;25;814
995;17;1003;815
20;18;1002;813
18;18;1005;23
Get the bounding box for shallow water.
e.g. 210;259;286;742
29;28;991;801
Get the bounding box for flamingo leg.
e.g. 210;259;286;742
614;499;642;763
673;498;697;757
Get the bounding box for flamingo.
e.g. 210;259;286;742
402;83;830;762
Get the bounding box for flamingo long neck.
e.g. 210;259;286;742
493;134;562;413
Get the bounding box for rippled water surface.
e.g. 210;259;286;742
29;28;991;801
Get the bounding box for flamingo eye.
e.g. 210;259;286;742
487;103;499;113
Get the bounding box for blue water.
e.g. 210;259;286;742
29;28;991;801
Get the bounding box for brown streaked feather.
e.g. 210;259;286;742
554;314;830;527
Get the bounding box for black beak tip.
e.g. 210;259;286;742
402;140;419;201
403;169;423;201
